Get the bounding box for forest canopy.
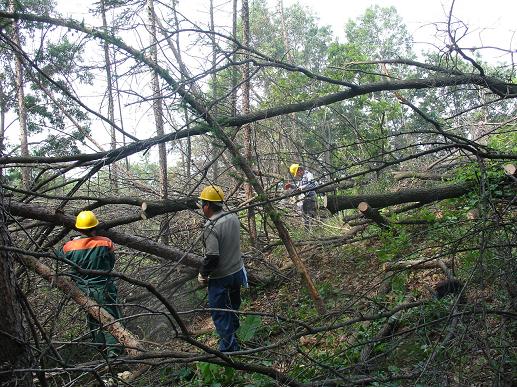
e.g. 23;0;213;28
0;0;515;386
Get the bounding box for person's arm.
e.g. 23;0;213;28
200;254;219;277
199;225;220;282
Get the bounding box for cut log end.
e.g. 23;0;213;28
503;164;516;177
357;201;369;213
467;209;479;220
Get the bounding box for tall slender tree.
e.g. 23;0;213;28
100;0;118;191
147;0;170;244
242;0;257;244
8;0;30;189
209;0;220;181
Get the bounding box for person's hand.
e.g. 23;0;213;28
284;183;293;190
197;273;208;286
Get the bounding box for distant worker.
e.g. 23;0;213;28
285;163;318;226
197;185;248;352
62;210;123;359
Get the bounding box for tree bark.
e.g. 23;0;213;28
383;258;453;272
357;202;389;228
0;189;32;386
9;0;30;189
0;78;6;158
242;0;258;246
100;0;118;192
15;254;142;356
147;0;170;244
209;0;220;181
327;182;474;214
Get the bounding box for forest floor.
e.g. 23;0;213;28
177;212;481;386
108;200;514;387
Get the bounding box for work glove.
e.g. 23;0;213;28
197;273;208;286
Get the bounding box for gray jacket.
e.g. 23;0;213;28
202;211;243;279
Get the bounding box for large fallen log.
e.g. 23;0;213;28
392;171;447;181
16;254;143;355
7;201;202;268
326;182;474;214
7;201;268;285
383;258;453;272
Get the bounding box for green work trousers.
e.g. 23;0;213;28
79;282;123;358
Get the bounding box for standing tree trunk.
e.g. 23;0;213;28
231;0;239;118
209;0;220;181
0;186;32;386
278;0;296;173
242;0;257;245
0;78;6;172
147;0;170;244
164;2;193;181
9;0;30;189
112;46;129;171
100;0;118;192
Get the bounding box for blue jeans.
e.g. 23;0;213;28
208;268;246;352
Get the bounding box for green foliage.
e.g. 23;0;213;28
237;314;262;342
453;161;508;205
375;226;411;263
176;362;275;387
196;362;237;386
391;272;408;295
487;129;517;153
344;5;414;62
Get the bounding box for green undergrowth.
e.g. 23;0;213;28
144;182;514;386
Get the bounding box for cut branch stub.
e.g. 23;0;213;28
141;201;148;220
357;202;389;228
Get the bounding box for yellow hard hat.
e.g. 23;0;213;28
289;163;300;176
199;185;225;203
75;210;99;230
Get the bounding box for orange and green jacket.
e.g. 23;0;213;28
62;236;116;288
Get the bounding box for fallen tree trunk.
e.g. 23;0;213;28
392;171;447;181
357;202;389;229
16;254;143;355
326;182;474;214
7;201;268;284
383;258;453;272
7;201;202;268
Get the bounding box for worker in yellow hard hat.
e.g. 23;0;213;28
62;210;124;359
285;163;318;227
197;185;248;352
